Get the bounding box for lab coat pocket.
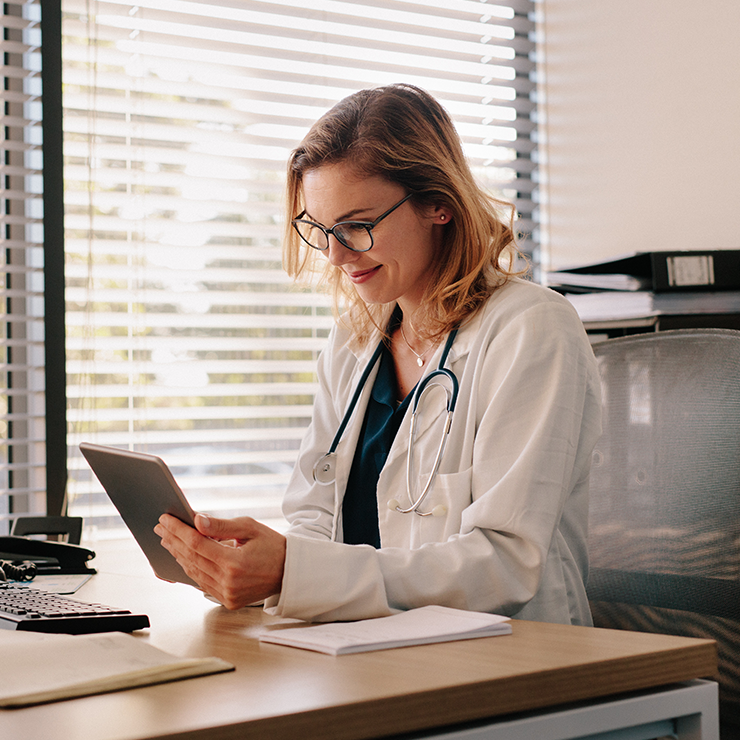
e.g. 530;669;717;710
412;466;473;547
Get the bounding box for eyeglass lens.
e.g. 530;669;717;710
293;220;373;252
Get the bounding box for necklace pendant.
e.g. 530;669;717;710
417;357;424;367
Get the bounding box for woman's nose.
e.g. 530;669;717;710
325;235;359;267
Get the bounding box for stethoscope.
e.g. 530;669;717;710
312;327;459;517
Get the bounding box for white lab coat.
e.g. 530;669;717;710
264;279;602;624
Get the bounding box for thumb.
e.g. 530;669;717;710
194;513;259;543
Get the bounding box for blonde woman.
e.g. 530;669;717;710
156;84;602;626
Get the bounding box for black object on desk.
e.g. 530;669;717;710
0;535;97;576
11;515;83;545
0;582;150;634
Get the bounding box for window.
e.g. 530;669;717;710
0;0;52;535
60;0;538;538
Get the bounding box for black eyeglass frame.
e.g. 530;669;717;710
291;192;413;253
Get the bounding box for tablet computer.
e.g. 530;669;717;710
79;442;200;588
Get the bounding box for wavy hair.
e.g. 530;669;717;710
283;83;523;346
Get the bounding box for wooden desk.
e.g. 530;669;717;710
0;542;719;740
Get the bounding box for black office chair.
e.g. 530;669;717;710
11;515;83;544
586;328;740;739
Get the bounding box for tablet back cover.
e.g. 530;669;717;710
79;443;200;588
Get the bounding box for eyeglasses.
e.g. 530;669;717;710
291;192;413;253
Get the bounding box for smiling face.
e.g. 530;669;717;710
301;162;449;317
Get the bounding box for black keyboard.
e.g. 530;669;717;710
0;582;150;634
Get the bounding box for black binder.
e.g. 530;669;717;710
548;250;740;293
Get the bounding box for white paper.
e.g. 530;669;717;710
566;290;740;322
259;605;511;655
548;271;648;292
667;255;714;287
14;573;93;594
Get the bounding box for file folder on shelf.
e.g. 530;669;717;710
548;250;740;293
565;289;740;324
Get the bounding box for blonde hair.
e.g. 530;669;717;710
283;84;522;346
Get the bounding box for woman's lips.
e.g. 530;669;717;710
346;265;381;284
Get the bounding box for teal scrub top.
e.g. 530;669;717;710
342;342;412;548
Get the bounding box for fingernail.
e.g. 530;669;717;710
197;513;211;530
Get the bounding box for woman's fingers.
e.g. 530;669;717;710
154;513;286;609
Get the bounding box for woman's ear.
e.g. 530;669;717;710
431;205;452;224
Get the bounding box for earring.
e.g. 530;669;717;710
440;214;446;221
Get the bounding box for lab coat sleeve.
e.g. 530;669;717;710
266;294;601;623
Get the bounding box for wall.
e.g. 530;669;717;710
538;0;740;272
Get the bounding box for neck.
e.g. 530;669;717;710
398;318;434;368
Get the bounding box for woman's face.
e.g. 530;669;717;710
301;162;449;315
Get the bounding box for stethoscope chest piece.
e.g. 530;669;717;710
313;452;337;485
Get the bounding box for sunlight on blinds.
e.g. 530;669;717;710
0;0;46;533
62;0;537;538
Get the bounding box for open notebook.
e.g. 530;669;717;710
0;630;233;708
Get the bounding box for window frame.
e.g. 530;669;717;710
41;0;67;518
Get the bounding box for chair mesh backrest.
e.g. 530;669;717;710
587;328;740;732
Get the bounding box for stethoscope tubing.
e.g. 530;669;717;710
312;340;384;485
313;326;459;517
398;368;458;516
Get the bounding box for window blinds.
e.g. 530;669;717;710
0;0;46;534
62;0;537;537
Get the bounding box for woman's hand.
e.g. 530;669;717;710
154;513;286;609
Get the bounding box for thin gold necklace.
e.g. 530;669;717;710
400;323;431;367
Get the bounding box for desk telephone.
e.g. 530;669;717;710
0;535;97;575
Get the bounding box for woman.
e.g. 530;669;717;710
155;84;602;625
